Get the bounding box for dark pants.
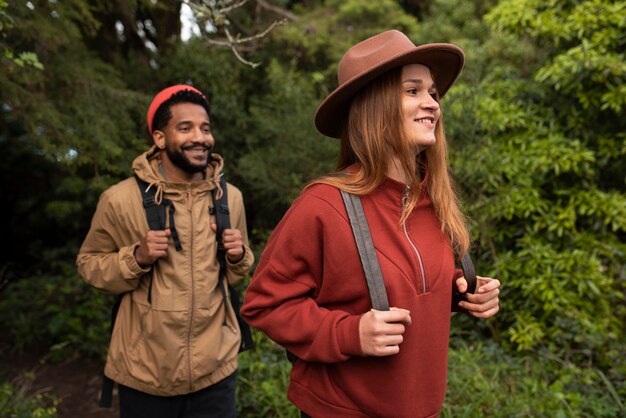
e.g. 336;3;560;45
301;412;312;418
119;372;237;418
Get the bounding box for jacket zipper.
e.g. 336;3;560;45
186;185;195;391
402;186;427;293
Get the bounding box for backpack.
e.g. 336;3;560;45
98;174;254;408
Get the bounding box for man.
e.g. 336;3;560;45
77;85;254;418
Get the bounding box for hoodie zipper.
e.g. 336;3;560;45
402;186;427;293
186;184;195;391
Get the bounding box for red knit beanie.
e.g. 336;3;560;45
146;85;207;134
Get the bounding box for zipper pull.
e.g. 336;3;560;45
402;185;411;208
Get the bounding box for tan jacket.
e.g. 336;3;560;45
76;146;254;396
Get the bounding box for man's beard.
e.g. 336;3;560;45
165;143;213;174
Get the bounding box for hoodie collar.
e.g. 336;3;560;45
131;146;226;202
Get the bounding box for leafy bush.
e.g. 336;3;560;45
0;374;58;418
237;330;297;418
0;260;112;361
443;337;625;418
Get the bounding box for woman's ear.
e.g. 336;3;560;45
153;130;165;149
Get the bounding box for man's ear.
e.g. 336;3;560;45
153;130;165;149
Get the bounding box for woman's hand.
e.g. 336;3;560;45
359;307;412;356
456;276;500;318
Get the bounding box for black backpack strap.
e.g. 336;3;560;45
99;294;122;408
135;176;165;231
341;190;390;311
212;176;231;280
460;253;477;294
135;175;182;252
453;253;478;306
211;176;254;352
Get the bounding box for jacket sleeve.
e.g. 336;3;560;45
241;192;364;363
76;189;150;294
225;184;254;284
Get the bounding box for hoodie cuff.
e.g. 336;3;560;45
337;314;364;357
226;246;247;265
121;243;152;278
226;244;254;283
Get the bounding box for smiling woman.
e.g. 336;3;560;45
400;64;441;149
241;29;501;418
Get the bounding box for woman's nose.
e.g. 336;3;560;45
422;95;440;111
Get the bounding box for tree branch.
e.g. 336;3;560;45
187;0;291;67
255;0;299;21
206;19;285;46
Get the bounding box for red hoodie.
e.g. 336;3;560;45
241;177;457;418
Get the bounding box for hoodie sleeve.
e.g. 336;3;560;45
224;183;254;284
76;187;150;294
241;190;364;363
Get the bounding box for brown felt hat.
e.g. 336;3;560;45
314;30;465;138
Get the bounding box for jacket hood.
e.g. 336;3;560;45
131;145;226;202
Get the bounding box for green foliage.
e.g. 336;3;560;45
238;60;338;227
237;331;297;417
442;337;625;417
426;0;626;371
0;0;43;70
3;51;44;70
0;375;58;418
0;260;112;360
486;0;626;113
0;0;152;279
329;0;419;35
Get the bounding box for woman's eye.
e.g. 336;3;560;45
407;88;417;94
429;92;438;100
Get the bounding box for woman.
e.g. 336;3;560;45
241;30;500;418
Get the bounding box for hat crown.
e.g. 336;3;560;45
338;30;415;85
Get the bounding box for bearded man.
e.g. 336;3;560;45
77;85;254;418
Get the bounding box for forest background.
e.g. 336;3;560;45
0;0;624;416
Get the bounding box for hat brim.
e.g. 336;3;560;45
314;43;464;138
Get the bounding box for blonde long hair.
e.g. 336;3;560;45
309;67;470;257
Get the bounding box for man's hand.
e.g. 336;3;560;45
134;229;171;267
359;307;412;356
456;276;500;318
211;224;245;262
